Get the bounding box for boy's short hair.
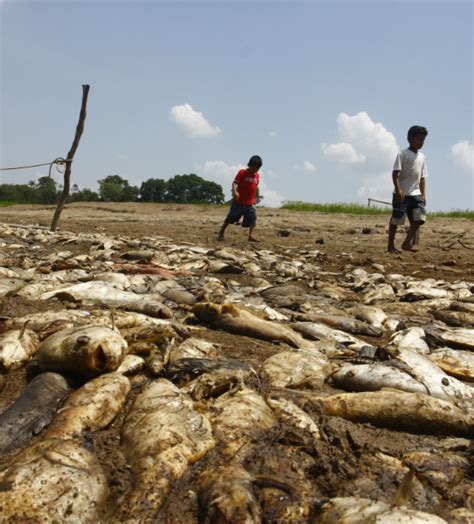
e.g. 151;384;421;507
407;126;428;140
248;155;263;168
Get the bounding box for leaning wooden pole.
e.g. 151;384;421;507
50;84;90;231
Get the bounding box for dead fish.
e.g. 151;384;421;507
0;438;108;523
42;281;172;318
122;322;178;350
209;386;276;460
7;309;92;335
362;284;395;304
390;327;430;354
36;326;127;376
450;300;474;314
402;450;470;494
308;390;473;436
16;281;63;299
261;284;306;301
0;327;39;371
262;349;331;389
0;372;70;453
168;358;255;399
292;321;368;349
0;278;26;297
314;496;447;523
347;304;387;329
295;311;383;337
429;348;474;382
198;467;262;524
330;363;428;396
207;259;244;274
266;394;321;443
445;508;474;523
247;303;289;321
433;309;474;328
163;287;197;305
169;337;219;363
193;303;311;348
44;373;130;439
385;346;473;401
116;354;145;375
399;283;452;302
120;379;214;516
93;271;130;289
425;326;474;351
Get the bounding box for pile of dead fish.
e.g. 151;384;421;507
0;222;473;523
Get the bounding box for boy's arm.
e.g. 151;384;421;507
420;177;426;203
231;181;240;200
392;170;403;200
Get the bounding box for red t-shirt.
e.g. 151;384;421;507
233;169;259;205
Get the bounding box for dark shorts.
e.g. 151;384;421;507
390;194;426;225
226;202;257;228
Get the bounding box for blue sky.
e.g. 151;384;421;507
1;0;472;209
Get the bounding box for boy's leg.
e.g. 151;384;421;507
387;224;398;252
388;195;405;252
218;203;243;240
401;197;424;251
248;225;259;242
401;222;421;251
217;220;230;241
243;206;259;241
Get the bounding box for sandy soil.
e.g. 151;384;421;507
0;203;473;523
1;202;473;282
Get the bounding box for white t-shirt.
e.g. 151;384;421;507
393;148;428;196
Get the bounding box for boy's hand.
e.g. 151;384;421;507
395;189;404;201
233;191;240;200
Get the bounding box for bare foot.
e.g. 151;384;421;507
248;237;260;242
401;244;418;252
387;247;401;254
217;235;225;241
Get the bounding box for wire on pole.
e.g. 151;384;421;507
0;158;71;177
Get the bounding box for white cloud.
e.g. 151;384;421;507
197;160;283;207
321;142;366;164
198;160;245;183
169;103;221;138
294;161;317;172
322;112;398;168
321;112;399;199
451;140;474;172
269;131;278;137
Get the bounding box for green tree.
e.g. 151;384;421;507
140;178;168;202
98;175;139;202
165;174;224;204
33;176;58;204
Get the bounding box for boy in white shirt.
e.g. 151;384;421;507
387;125;428;253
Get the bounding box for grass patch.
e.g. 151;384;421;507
0;201;17;207
429;210;474;220
281;201;391;215
281;201;474;220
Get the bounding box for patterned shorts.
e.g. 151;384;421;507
390;195;426;225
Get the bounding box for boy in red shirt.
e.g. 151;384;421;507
217;155;262;242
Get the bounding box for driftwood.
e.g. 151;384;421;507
50;85;90;232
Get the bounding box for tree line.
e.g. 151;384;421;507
0;174;226;205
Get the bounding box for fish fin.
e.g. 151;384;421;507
18;320;30;339
253;475;293;494
393;467;415;507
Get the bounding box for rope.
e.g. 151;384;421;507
0;157;70;177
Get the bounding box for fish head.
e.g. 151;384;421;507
71;327;128;373
193;302;223;323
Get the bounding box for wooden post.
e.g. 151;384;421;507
50;84;90;231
